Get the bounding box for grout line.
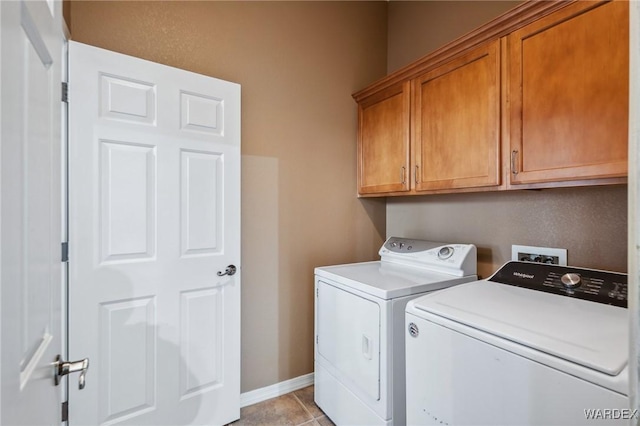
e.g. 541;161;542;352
292;391;316;425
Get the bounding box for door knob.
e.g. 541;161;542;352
55;355;89;389
217;264;237;277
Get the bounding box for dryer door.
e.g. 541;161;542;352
316;280;380;401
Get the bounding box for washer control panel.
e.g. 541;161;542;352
379;237;477;277
489;261;627;308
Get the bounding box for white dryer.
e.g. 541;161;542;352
406;261;629;426
314;237;477;426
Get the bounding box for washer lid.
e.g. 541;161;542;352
315;261;475;300
411;280;628;376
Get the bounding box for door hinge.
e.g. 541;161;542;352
61;82;68;103
61;401;68;422
61;242;69;263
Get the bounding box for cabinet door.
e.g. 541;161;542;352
413;40;501;191
357;82;410;195
508;0;628;185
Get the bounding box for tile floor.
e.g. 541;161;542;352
231;385;335;426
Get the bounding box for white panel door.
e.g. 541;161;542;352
0;0;64;424
68;41;241;425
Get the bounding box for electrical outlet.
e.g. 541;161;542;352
511;245;567;266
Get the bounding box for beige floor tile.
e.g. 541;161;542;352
316;415;335;426
236;393;313;426
293;386;324;418
231;384;338;426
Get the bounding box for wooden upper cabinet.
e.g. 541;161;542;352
353;0;628;197
413;40;501;191
357;81;410;195
507;0;629;186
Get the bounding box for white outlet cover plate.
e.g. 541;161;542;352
511;244;568;266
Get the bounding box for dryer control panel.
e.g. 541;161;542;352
379;237;477;277
489;261;627;308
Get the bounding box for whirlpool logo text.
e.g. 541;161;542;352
513;272;535;279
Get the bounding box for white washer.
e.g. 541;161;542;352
314;237;477;426
406;261;629;426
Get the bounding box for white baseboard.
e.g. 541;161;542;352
240;372;315;408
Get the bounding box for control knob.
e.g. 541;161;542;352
438;246;454;260
560;273;581;289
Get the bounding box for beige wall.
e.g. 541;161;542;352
387;0;521;72
386;1;628;277
388;186;628;278
67;1;387;393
